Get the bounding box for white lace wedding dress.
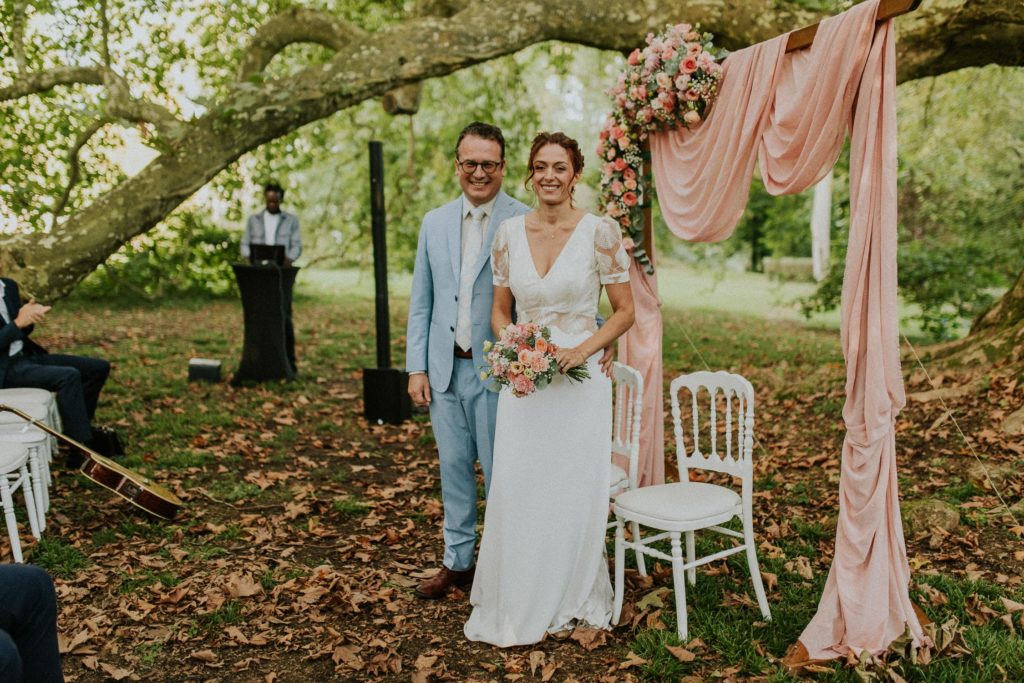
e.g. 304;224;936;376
464;212;631;647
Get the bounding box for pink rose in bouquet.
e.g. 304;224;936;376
482;323;590;398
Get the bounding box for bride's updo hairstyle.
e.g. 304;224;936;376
525;131;585;195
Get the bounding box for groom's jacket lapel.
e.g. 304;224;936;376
472;190;511;282
443;198;463;283
443;190;514;284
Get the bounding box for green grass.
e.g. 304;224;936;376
331;495;370;519
622;550;1024;682
42;268;1017;681
32;538;91;577
135;641;164;666
943;480;981;504
118;569;180;594
189;600;244;637
206;480;263;503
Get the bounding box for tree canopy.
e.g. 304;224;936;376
2;0;1022;300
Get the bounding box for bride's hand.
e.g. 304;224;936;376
555;346;587;372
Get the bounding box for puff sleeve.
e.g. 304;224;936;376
594;216;631;285
491;220;511;287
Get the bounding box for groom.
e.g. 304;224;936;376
406;122;530;599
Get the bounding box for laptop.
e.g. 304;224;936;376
250;244;286;265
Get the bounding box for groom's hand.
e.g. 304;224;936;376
598;345;615;378
408;373;432;406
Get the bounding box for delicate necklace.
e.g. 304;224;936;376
532;215;570;239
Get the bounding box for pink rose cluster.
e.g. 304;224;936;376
597;22;725;274
482;322;589;398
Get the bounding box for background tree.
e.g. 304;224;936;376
1;0;1021;365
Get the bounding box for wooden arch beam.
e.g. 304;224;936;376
785;0;922;52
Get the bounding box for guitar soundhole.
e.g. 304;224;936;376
120;480;142;499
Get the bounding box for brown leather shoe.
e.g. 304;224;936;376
415;566;475;600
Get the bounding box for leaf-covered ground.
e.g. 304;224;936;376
10;284;1023;682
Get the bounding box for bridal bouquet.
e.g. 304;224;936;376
481;322;590;398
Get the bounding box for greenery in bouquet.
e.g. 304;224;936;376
481;322;590;398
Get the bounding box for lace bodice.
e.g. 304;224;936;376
492;213;630;336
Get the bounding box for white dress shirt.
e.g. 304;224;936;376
0;280;23;356
263;209;282;244
454;194;497;352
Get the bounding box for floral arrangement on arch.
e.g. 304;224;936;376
597;23;727;273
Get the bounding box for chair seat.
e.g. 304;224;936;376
0;402;48;425
614;482;741;524
0;426;49;444
0;442;30;471
0;388;54;405
610;463;628;495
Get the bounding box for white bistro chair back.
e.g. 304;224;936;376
606;362;648;575
0;442;41;563
0;399;56;528
609;361;644;496
612;370;771;640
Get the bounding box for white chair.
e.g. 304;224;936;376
0;426;51;526
0;400;54;524
0;442;41;563
0;387;61;437
607;362;647;576
612;370;771;639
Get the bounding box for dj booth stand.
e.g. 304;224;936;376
231;263;299;383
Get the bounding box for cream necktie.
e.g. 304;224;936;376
455;207;486;352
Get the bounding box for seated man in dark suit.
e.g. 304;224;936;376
0;277;110;463
0;564;64;682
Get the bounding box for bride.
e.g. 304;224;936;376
464;132;635;646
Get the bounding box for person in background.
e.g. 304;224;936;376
240;182;302;267
241;182;302;369
0;276;110;465
0;564;64;682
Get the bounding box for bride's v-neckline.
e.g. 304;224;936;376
522;213;588;281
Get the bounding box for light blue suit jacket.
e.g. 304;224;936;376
406;190;530;393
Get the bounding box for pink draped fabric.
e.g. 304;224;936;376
616;260;665;487
648;0;925;659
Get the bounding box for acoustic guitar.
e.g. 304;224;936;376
0;404;183;520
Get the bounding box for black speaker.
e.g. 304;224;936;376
362;367;412;425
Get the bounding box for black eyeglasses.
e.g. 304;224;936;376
457;159;502;174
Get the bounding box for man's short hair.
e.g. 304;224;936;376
455;122;506;160
263;182;285;199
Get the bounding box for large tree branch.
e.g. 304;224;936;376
0;65;184;137
0;66;105;100
10;1;28;73
3;0;1020;299
897;0;1024;81
51;119;109;221
236;8;367;81
100;69;184;138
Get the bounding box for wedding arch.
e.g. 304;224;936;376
606;0;927;661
